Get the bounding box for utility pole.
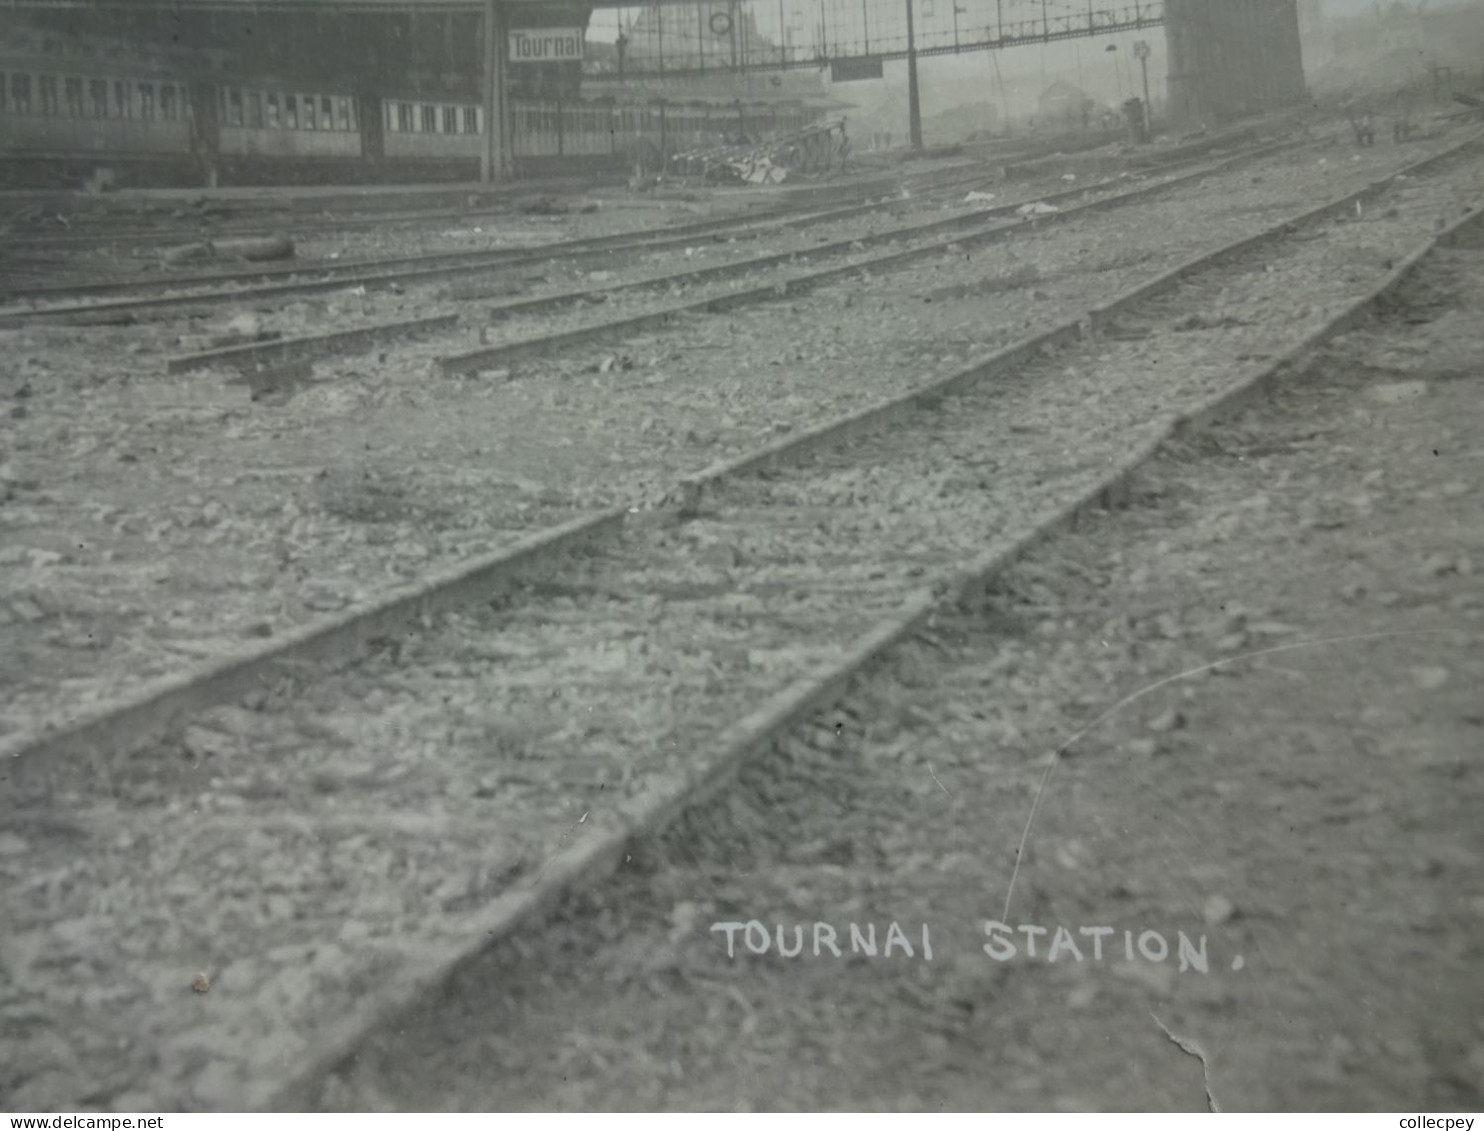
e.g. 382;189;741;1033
1134;39;1153;129
953;3;964;48
480;0;509;182
906;0;923;148
862;0;870;53
1107;43;1125;102
989;35;1008;124
1040;0;1049;89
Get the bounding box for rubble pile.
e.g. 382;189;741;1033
666;120;850;186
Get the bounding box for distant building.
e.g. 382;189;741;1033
1037;80;1099;127
921;99;1001;145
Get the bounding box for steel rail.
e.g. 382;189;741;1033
267;137;1483;1112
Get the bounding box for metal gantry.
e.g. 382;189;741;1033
595;1;1167;79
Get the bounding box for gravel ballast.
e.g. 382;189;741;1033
2;132;1478;1110
308;217;1484;1115
3;131;1476;739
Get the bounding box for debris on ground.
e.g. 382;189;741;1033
82;168;117;195
160;235;295;267
667;120;850;186
520;196;569;216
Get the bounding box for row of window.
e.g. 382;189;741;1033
1;71;183;120
0;72;361;132
0;68;814;141
377;103;800;138
384;101;482;135
219;87;357;132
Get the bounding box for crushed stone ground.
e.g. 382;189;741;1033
1;124;1479;1113
317;225;1484;1114
3;131;1474;739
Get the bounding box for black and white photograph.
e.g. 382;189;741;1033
1;0;1482;1114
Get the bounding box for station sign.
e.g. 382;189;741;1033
830;56;885;83
509;28;586;63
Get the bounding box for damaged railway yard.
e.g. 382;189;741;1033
3;21;1484;1112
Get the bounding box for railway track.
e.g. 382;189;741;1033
1;172;672;254
2;177;612;251
1;122;1277;308
281;136;1482;1112
3;126;1479;1111
3;129;1476;739
0;129;1136;262
0;165;1002;317
303;202;1484;1113
0;161;994;302
162;135;1418;381
432;144;1291;380
2;156;946;256
40;141;1282;371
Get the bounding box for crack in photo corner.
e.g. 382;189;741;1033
928;761;952;797
532;808;593;883
1150;1010;1222;1114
